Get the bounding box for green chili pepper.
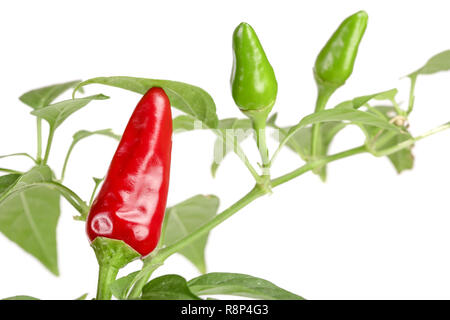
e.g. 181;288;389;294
310;11;368;178
231;22;278;115
314;10;368;92
231;22;277;178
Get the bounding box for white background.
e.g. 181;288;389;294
1;0;450;300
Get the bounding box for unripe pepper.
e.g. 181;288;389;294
314;10;368;91
231;22;278;115
86;87;172;257
310;11;368;174
231;22;277;176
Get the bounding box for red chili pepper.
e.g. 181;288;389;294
86;87;172;256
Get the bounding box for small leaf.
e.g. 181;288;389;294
93;177;104;185
335;89;398;110
278;108;401;162
161;195;220;274
19;80;80;110
73;76;218;128
188;272;304;300
409;50;450;77
110;271;139;300
75;293;88;300
266;113;278;126
30;94;109;129
2;295;39;300
72;129;120;142
0;166;60;275
142;274;200;300
294;108;400;133
61;129;120;183
385;134;414;173
364;106;414;173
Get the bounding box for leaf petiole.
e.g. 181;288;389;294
42;127;55;165
407;74;418;115
0;167;22;174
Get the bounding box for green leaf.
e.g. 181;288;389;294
297;108;399;133
72;128;121;142
364;106;414;173
385;133;414;173
188;272;304;300
277;122;347;181
266;113;278;126
61;129;120;183
0;166;60;275
0;174;21;196
161;195;220;274
409;50;450;77
30;94;109;129
172;115;207;132
19;80;81;110
110;271;140;300
335;89;398;110
142;274;200;300
75;293;88;300
73;76;218;128
278;108;401;159
2;295;39;300
211;118;253;177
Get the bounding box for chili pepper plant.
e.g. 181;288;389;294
1;11;450;300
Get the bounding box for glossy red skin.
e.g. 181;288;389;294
86;87;172;256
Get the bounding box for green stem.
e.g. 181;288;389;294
391;98;405;117
128;145;368;299
127;121;450;298
271;145;367;187
374;122;450;157
162;186;264;260
407;74;418;115
89;178;104;206
92;237;140;300
127;260;162;299
96;264;119;300
43;181;89;217
0;153;36;162
60;141;76;182
218;130;260;182
311;86;334;159
166;146;366;258
36;118;42;164
127;186;264;299
43;128;55;165
253;114;270;176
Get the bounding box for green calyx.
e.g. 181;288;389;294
91;237;140;269
91;237;140;300
314;10;368;91
231;22;278;114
